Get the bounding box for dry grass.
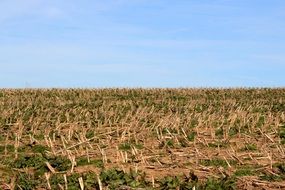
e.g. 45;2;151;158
0;88;285;189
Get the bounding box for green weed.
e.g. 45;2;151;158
200;159;237;168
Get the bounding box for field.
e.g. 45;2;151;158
0;88;285;190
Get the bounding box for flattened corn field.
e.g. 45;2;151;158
0;89;285;190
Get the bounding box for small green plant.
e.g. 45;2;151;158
50;174;65;189
100;168;148;189
13;155;46;169
246;143;257;151
84;172;100;189
276;163;285;174
203;176;236;190
85;130;95;139
229;126;239;136
187;131;196;142
118;143;132;151
67;173;81;190
31;144;50;154
77;157;104;168
239;143;257;151
0;145;5;153
215;128;223;138
159;139;175;148
200;159;237;168
234;167;254;177
259;172;284;182
15;173;39;190
256;115;265;128
208;141;228;148
166;139;175;147
134;143;144;149
272;162;285;177
158;173;198;190
189;118;199;128
0;134;5;141
158;172;236;190
178;137;189;147
159;176;182;189
47;156;72;171
13;155;48;177
6;144;15;152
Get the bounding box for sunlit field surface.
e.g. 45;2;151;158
0;88;285;189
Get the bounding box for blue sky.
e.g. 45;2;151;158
0;0;285;88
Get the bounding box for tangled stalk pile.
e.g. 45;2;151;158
0;88;285;189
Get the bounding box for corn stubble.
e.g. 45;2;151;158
0;88;285;189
